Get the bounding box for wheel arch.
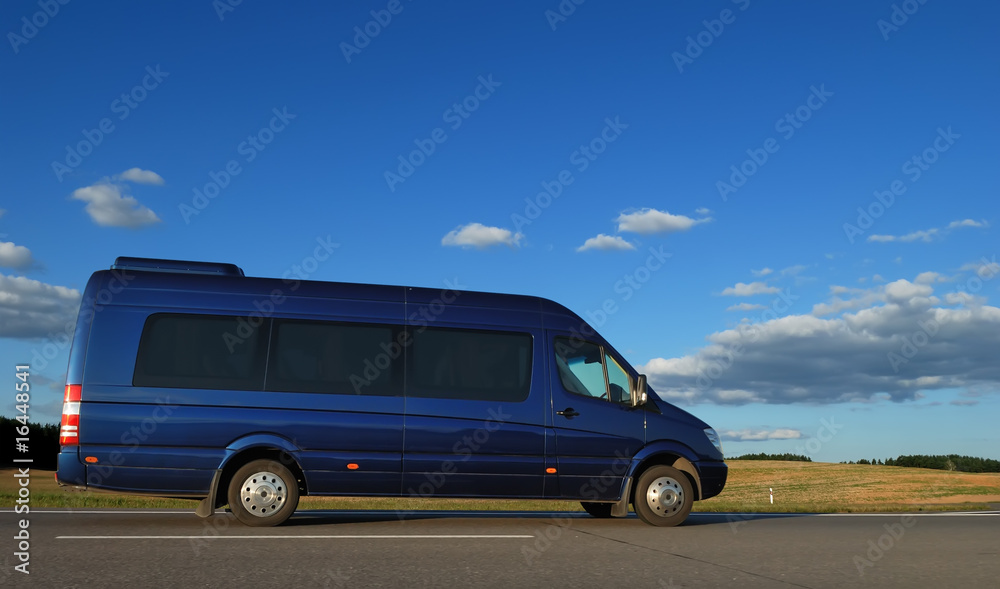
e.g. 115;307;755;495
627;446;704;503
201;435;308;514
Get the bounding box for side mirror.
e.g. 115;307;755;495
631;374;648;408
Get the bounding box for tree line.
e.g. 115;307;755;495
1;416;60;470
844;454;1000;473
729;453;813;462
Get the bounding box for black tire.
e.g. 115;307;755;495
581;502;614;518
633;465;693;527
227;459;299;527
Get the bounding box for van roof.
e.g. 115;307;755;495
94;257;584;327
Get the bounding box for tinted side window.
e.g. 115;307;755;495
266;320;398;396
408;328;532;402
134;313;266;390
554;337;606;399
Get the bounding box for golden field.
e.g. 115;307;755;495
3;461;998;512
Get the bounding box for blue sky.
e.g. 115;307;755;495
2;1;997;462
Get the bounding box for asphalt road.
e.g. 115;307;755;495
2;509;998;588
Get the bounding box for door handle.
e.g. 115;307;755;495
557;407;579;419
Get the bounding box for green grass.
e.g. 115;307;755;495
5;461;998;513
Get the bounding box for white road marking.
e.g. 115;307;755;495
57;534;535;540
5;509;996;518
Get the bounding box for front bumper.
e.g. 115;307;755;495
696;460;728;500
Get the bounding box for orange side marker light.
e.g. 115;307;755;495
85;456;98;463
545;467;557;474
347;463;359;470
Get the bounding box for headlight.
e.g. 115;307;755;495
704;428;723;457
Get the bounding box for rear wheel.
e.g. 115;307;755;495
580;502;614;518
633;465;693;527
227;459;299;527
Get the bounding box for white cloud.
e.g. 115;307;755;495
720;281;780;297
721;428;803;442
812;291;881;316
441;223;523;249
946;219;987;230
71;182;161;228
576;234;635;252
116;168;165;185
0;274;81;339
869;229;937;243
0;241;34;270
914;271;948;285
868;219;988;243
751;268;773;277
615;208;711;234
642;276;1000;406
726;302;766;312
883;279;933;303
958;256;1000;278
695;207;712;215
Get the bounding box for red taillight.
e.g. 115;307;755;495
60;384;82;446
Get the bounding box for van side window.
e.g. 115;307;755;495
408;328;532;402
133;313;266;390
266;320;398;395
554;337;631;403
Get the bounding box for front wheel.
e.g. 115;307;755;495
633;465;693;527
227;459;300;526
581;502;614;518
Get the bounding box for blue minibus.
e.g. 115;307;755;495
56;257;726;526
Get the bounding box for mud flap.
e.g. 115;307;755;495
196;469;222;518
611;477;632;517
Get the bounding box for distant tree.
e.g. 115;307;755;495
1;416;60;470
864;455;999;473
728;453;812;462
